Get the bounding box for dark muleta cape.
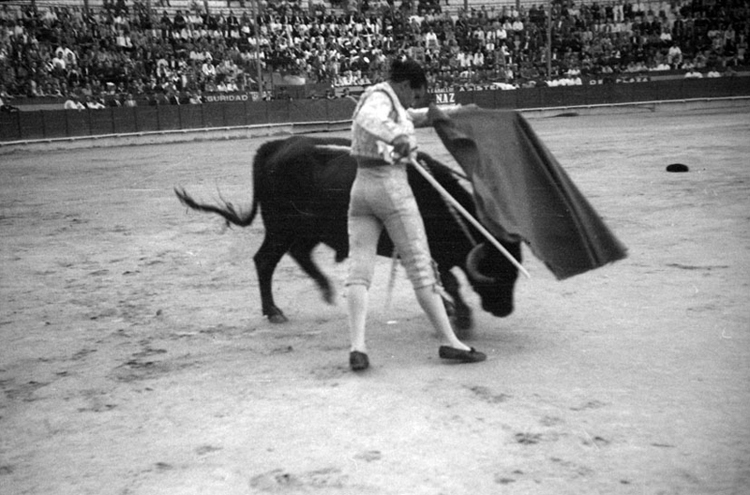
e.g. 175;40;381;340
429;105;627;280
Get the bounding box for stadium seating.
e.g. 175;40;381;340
1;0;747;103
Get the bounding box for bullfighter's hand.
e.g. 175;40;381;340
391;135;411;160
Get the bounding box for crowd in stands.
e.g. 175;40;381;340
0;0;747;105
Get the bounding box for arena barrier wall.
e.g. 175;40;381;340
447;77;750;109
1;78;748;144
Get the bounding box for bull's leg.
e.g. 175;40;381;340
440;269;473;336
254;234;292;323
288;240;335;305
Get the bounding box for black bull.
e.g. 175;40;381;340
175;135;522;330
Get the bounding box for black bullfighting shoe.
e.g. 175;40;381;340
349;351;369;371
439;346;487;363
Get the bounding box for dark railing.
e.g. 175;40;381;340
0;98;358;142
2;77;748;143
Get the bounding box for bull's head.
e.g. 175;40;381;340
465;241;522;317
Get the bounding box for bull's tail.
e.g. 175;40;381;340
174;187;258;228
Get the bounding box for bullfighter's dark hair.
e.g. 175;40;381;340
389;58;428;89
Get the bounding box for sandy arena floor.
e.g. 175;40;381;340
1;104;749;495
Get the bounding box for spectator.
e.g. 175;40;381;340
188;91;203;104
667;43;683;68
85;95;106;109
0;0;747;99
64;94;85;110
201;59;217;82
166;90;181;105
1;95;20;113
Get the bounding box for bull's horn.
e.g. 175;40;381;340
466;243;497;284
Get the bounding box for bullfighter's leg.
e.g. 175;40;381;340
414;285;473;351
288;239;335;305
380;200;476;354
346;214;382;361
347;284;369;353
254;232;293;323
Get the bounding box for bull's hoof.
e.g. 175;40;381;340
268;313;289;324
